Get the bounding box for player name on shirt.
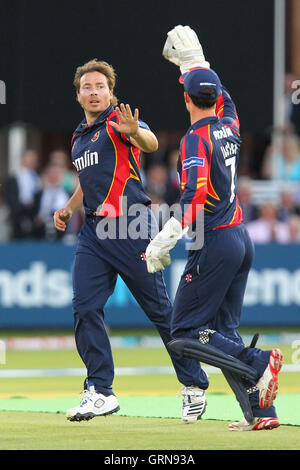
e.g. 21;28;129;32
220;142;238;160
73;150;99;171
213;125;233;140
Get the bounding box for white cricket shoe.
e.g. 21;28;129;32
66;388;120;422
257;348;283;409
181;386;207;423
228;416;280;431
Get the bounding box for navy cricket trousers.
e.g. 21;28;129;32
172;223;254;345
171;223;279;417
72;209;206;395
172;224;255;394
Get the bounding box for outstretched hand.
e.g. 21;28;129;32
109;103;139;137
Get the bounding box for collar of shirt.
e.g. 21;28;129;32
187;115;219;134
74;105;114;135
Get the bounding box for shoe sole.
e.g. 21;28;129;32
67;405;120;422
258;349;283;409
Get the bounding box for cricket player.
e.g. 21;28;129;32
53;58;206;422
146;26;283;431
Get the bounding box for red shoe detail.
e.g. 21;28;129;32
252;417;280;431
228;417;280;431
258;349;283;409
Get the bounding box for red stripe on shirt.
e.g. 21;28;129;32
213;197;243;230
98;120;131;217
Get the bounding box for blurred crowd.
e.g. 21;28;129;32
0;74;300;244
1;149;82;242
0;134;300;245
237;178;300;243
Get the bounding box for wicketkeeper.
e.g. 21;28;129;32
146;25;283;431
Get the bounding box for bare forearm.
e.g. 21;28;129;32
130;129;158;153
65;183;83;214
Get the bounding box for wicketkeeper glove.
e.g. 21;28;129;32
146;217;188;274
162;25;210;74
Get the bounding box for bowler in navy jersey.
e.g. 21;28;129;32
71;104;151;217
53;58;204;422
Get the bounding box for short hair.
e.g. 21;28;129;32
188;88;218;110
73;58;118;106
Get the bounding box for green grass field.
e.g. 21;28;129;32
0;329;299;451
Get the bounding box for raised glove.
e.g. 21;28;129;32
146;217;188;274
162;25;210;74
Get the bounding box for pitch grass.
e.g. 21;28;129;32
1;342;297;369
0;337;299;451
0;411;298;451
0;344;299;398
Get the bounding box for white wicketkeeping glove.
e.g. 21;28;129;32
146;217;188;274
162;25;210;74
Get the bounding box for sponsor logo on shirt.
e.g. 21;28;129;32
182;157;204;170
73;150;99;171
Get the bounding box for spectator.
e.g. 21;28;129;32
165;148;181;206
145;163;169;201
246;202;287;244
286;215;300;243
277;188;300;222
237;177;258;223
261;133;300;181
148;192;170;231
48;149;78;194
276;215;300;244
294;183;300;210
3;149;41;239
35;164;70;239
